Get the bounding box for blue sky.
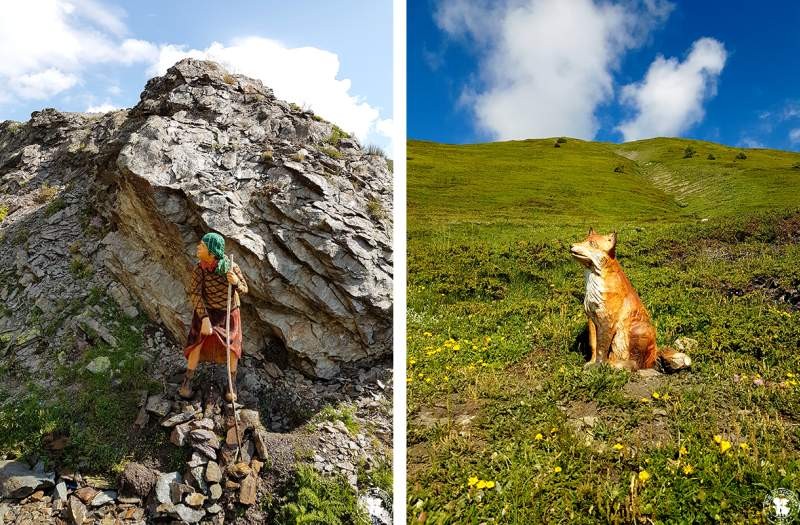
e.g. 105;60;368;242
0;0;393;152
409;0;800;150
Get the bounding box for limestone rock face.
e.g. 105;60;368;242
94;59;393;378
0;58;392;380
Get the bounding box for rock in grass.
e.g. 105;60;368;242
673;337;698;353
86;356;111;374
145;395;171;417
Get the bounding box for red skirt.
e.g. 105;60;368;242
183;307;242;363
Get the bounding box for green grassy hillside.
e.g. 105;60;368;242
407;137;800;524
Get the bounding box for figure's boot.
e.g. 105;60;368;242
179;368;195;399
225;369;238;403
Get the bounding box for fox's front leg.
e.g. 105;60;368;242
594;324;615;364
587;317;597;363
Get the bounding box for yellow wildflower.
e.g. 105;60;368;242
550;427;558;434
679;446;687;456
639;397;650;403
713;435;722;444
739;443;748;451
406;377;412;383
638;470;651;483
683;464;695;475
612;443;624;451
651;392;660;399
485;481;495;489
453;344;461;351
423;331;432;337
476;480;487;489
720;440;731;453
553;466;562;473
661;393;670;401
535;433;543;441
468;476;478;487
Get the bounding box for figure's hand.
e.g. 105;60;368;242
226;270;239;286
200;316;212;336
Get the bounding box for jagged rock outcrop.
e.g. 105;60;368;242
0;58;393;379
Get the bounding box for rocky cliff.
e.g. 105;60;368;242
0;59;393;524
0;58;393;380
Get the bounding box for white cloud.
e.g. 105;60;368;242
0;2;390;148
434;0;673;140
739;137;765;148
0;0;155;104
789;128;800;144
9;68;79;99
147;37;391;143
85;101;120;113
617;37;726;141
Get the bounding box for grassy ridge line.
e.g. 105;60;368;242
408;138;680;227
409;137;800;230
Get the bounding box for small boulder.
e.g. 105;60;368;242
118;462;157;499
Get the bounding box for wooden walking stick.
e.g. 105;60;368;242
226;254;243;460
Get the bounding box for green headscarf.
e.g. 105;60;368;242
201;232;231;276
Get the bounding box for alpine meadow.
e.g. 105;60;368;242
406;137;800;523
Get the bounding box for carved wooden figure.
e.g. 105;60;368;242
570;228;691;372
179;232;248;401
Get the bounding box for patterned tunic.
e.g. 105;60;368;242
184;261;248;362
188;262;248;317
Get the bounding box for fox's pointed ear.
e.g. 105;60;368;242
588;226;595;235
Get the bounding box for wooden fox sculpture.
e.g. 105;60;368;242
570;228;691;372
